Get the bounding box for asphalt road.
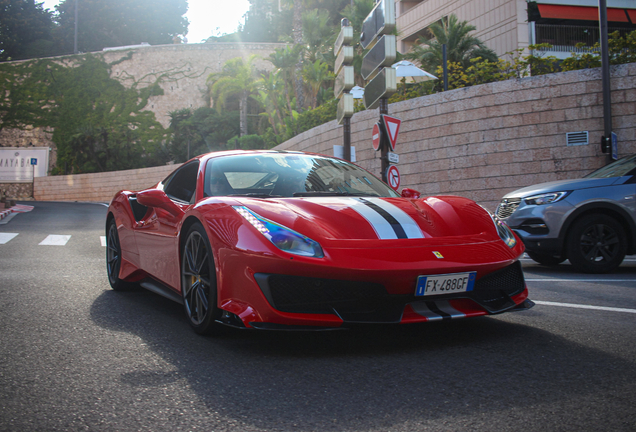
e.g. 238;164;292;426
1;201;634;432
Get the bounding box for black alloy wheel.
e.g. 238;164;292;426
526;251;566;266
566;214;627;274
181;223;222;335
106;218;135;291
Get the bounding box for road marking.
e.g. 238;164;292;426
100;236;106;247
39;235;71;246
534;300;636;314
0;233;18;244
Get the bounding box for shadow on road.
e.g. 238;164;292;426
89;287;636;430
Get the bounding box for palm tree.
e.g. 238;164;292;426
267;45;303;117
207;55;261;137
255;70;287;135
406;14;497;73
292;0;305;110
303;59;334;108
302;9;335;63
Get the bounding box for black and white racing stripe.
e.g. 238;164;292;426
410;301;466;321
347;197;424;239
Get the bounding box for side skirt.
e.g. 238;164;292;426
139;278;183;304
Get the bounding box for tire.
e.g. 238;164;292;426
566;214;627;274
526;251;566;266
181;223;222;335
106;218;136;291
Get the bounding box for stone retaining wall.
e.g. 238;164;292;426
33;164;179;202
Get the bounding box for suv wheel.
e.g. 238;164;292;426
566;214;626;274
526;251;566;266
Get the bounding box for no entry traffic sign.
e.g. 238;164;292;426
372;123;381;151
386;165;400;190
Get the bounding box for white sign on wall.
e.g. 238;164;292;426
0;148;49;182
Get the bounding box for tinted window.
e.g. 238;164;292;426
585;154;636;179
163;161;199;203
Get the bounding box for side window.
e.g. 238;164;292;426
163;161;199;203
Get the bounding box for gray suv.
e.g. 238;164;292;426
496;154;636;273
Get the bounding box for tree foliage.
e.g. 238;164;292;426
1;0;188;60
168;107;239;162
0;0;55;61
0;54;169;174
405;14;497;73
207;55;263;138
54;0;188;54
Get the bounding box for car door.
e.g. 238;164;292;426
134;161;199;290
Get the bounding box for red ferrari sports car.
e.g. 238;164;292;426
106;150;533;334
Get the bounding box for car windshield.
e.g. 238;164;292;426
203;153;400;198
585;154;636;179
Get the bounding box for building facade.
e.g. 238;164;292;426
396;0;636;59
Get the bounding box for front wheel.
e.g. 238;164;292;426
181;223;222;335
566;214;626;274
106;218;136;291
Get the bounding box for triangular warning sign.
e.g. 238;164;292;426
381;115;401;151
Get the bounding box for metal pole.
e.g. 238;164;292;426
379;97;389;182
74;0;78;54
343;117;351;161
442;44;448;91
599;0;612;162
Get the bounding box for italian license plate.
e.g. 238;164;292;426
415;272;477;296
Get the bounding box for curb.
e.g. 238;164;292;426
0;208;13;220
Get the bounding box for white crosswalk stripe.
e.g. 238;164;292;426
0;233;108;246
39;235;72;246
0;233;18;244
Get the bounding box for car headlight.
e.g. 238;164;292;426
524;191;569;206
233;206;324;258
480;205;517;248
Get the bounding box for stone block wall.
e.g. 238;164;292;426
276;63;635;210
101;42;283;128
33;164;179;202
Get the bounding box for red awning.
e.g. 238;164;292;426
537;5;628;22
627;9;636;23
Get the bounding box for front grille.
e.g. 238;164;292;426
254;274;405;322
255;262;526;322
469;261;526;312
496;198;521;219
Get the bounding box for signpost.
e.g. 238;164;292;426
359;0;395;50
334;19;355;161
361;35;396;80
31;158;37;182
363;67;396;110
359;0;399;182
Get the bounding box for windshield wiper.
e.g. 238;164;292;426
293;192;377;197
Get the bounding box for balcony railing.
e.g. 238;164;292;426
534;24;632;53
